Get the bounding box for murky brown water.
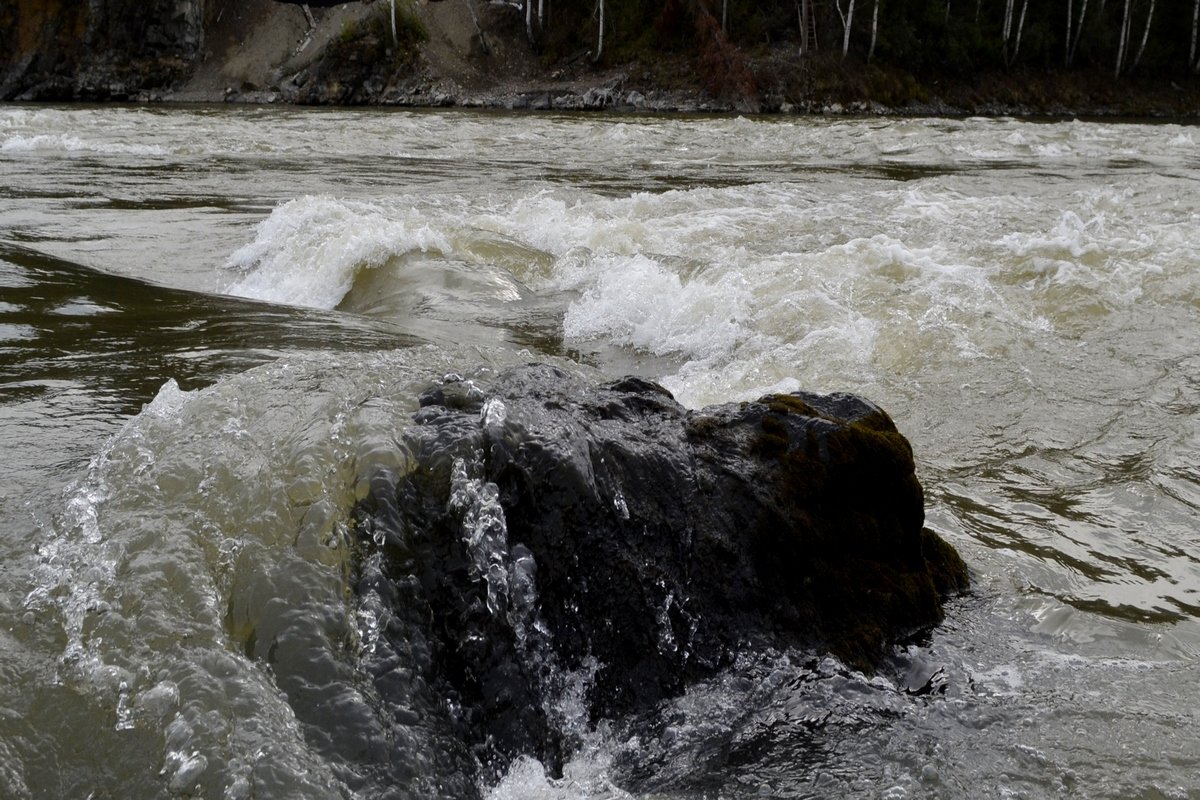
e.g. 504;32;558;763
1;105;1198;799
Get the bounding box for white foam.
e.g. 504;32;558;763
997;208;1105;261
141;378;192;421
485;747;634;800
223;196;452;309
0;133;167;156
215;140;1196;418
562;253;748;360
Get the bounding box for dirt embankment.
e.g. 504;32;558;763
170;0;703;112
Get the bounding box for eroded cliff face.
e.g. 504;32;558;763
0;0;694;109
0;0;435;104
1;0;205;100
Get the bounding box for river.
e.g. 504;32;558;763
1;105;1198;799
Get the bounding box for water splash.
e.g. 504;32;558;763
449;456;512;617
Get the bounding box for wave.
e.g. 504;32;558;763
220;174;1197;413
0;132;168;156
20;349;590;798
222;196;554;315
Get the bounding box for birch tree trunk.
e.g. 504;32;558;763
798;0;811;56
1115;0;1130;76
595;0;604;61
389;0;397;45
1193;0;1200;72
1003;0;1028;66
1013;0;1028;61
538;0;545;30
1067;0;1088;67
869;0;880;61
835;0;856;58
1065;0;1073;66
723;0;728;32
797;1;805;55
1131;0;1155;71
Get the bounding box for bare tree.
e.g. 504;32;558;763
1130;0;1155;71
797;0;816;56
1193;0;1200;72
1065;0;1071;61
1066;0;1089;67
1002;0;1029;66
869;0;881;61
595;0;605;61
1003;0;1014;53
1015;0;1029;61
835;0;857;58
1115;0;1131;76
463;0;490;53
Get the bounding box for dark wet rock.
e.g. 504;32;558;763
352;364;967;790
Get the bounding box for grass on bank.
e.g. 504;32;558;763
333;0;428;67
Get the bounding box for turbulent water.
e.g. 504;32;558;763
1;105;1198;799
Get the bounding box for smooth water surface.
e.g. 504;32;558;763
1;105;1198;799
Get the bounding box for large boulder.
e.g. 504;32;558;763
353;363;967;782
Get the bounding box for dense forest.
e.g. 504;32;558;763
515;0;1200;105
532;0;1199;76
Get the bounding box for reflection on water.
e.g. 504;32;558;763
0;243;427;506
0;242;419;408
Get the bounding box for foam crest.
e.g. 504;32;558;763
0;132;167;156
534;174;1187;410
224;196;452;309
486;667;629;800
992;189;1176;317
486;745;633;800
562;253;748;361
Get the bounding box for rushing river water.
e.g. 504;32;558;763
1;105;1198;799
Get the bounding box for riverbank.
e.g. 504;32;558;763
3;0;1199;116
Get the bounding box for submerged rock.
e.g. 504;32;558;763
353;363;967;789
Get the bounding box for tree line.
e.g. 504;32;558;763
515;0;1200;78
